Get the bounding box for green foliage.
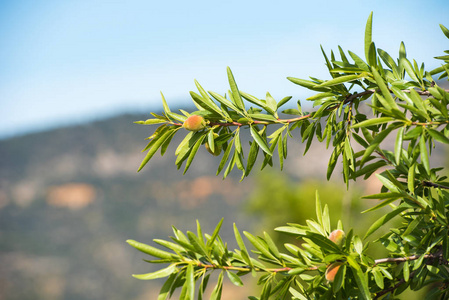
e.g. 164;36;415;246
129;13;449;299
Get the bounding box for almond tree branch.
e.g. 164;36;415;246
373;250;445;299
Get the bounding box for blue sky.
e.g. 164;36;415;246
1;0;448;138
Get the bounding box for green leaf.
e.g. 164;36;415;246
403;260;410;282
183;134;206;174
207;218;223;248
440;24;449;39
322;205;331;235
275;226;307;236
245;141;259;177
194;80;223;113
210;272;223;300
265;92;278;117
187;231;208;257
185;264;195;300
351;117;394;129
234;223;253;268
175;131;194;156
263;231;281;259
428;128;449;144
318;74;362;87
401;57;420;83
227;67;245;110
198;274;210;300
347;256;370;300
362;197;401;213
223;149;236;178
288;287;308;300
277;96;292;109
364;206;408;239
207;130;216;153
372;268;384;289
209;91;242;114
354;160;387;179
250;125;272;155
157;273;177;300
248;113;278;122
226;271;244;286
378;48;400;78
375;173;401;193
287;77;330;92
153;239;185;253
217;139;234;175
244;231;278;261
333;264;346;293
160;92;171;113
361;125;396;164
175;132;204;167
135;118;168;125
348;51;370;72
132;264;177;280
394;127;404;165
277;135;284;170
365;12;373;64
372;68;398;110
166;111;187;123
189;91;223;117
419;135;430;175
127;239;176;259
305;232;341;252
138;129;178;172
408;163;416;194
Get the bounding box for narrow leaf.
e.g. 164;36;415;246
364;206;408;239
250;126;272;155
364;12;373;63
227;67;245;110
132;264;177;280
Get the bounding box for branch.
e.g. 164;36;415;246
373;252;439;265
422;180;449;190
373;250;444;299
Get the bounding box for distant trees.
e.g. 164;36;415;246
128;13;449;299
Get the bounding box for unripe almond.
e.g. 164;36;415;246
328;229;345;248
205;142;222;156
183;115;206;131
325;262;343;282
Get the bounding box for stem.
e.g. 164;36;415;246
422;180;449;190
373;253;438;266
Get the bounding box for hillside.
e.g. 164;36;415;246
0;113;262;300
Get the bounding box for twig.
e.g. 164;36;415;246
422;180;449;190
373;253;437;265
373;250;444;299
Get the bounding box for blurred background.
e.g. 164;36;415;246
1;0;449;299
